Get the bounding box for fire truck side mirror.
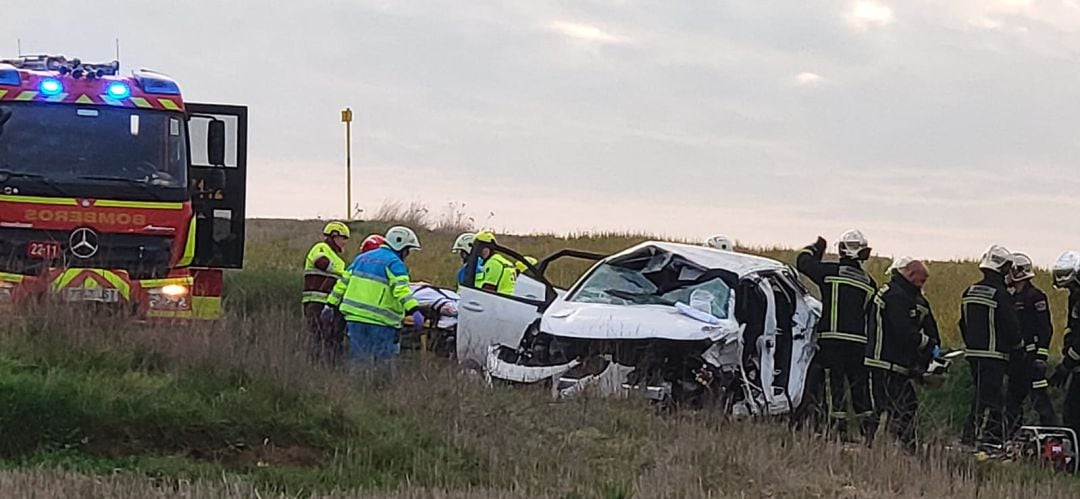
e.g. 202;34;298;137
207;119;227;167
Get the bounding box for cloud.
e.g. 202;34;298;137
994;0;1032;9
847;1;895;31
548;20;627;44
11;0;1080;263
794;71;826;86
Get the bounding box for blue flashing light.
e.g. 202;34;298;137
106;81;131;99
0;69;19;86
140;78;180;95
39;78;63;96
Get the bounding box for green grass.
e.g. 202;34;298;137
0;317;486;494
4;218;1080;498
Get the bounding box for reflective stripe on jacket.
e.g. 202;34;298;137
959;270;1022;362
327;247;418;327
795;244;877;344
457;257;484;287
302;241;347;304
864;273;929;376
1014;284;1053;361
479;253;517;295
1062;290;1080;371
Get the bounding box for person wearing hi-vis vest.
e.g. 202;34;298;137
302;221;350;364
474;231;517;295
451;232;484;287
324;226;423;363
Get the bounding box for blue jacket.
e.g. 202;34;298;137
457;257;484;286
328;247;417;326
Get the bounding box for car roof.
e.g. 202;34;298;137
608;241;787;278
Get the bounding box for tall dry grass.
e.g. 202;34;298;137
242;217;1072;353
10;216;1077;497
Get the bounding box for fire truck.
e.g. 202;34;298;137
0;55;247;319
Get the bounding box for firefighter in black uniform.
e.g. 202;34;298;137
796;229;876;439
960;245;1024;446
864;259;934;451
1004;252;1057;433
888;257;941;372
1049;251;1080;435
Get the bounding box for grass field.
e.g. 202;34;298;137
2;216;1079;498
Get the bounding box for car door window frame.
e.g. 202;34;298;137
462;242;605;308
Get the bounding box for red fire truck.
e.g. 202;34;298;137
0;55;247;319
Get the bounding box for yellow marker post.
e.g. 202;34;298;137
341;107;353;220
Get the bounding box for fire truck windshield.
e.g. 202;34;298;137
0;102;189;202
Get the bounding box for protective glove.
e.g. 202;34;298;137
410;310;425;332
812;236;827;254
1033;359;1048;377
1049;364;1071;388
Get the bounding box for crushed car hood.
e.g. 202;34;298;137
541;301;740;342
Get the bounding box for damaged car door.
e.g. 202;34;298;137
455;243;604;369
736;267;821;415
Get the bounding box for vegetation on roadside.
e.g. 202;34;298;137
3;212;1080;498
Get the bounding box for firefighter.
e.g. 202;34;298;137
451;232;480;286
1049;251;1080;436
302;221;350;363
795;230;876;439
887;257;941;372
515;256;539;276
960;245;1023;446
474;231;517;295
864;259;933;451
1004;252;1057;432
705;235;734;251
325;226;423;363
360;234;385;254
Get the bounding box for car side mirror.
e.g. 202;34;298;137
207;119;226;166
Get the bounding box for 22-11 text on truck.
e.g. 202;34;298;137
0;55;248;320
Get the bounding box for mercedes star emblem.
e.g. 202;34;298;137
69;228;99;259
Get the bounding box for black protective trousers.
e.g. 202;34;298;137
1004;355;1056;433
867;368;918;451
819;341;873;438
964;359;1008;445
1065;372;1080;436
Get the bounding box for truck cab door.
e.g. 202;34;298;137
186;103;247;269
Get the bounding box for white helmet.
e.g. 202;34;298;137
384;226;421;252
451;233;475;254
978;244;1012;273
1052;251;1080;289
886;256;913;277
1007;253;1035;284
838;229;870;260
705;235;734;251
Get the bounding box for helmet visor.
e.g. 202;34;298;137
1053;267;1075;287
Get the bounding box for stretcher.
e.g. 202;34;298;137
399;283;458;357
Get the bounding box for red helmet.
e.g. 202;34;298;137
361;234;385;253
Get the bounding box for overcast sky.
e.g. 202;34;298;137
10;0;1080;264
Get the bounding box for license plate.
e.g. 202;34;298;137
27;241;62;260
64;287;120;303
149;293;189;310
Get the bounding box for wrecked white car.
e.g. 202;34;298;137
457;242;822;416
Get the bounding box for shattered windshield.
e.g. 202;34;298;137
0;102;188;201
570;262;732;319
